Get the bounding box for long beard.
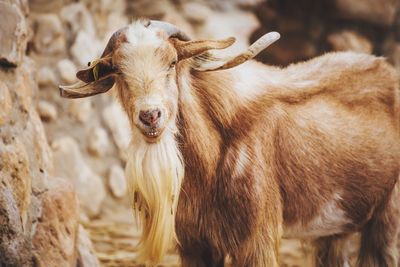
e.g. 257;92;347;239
125;129;184;265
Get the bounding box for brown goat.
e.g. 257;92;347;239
60;20;400;267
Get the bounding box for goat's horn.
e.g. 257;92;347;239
198;32;280;71
101;27;129;57
149;20;191;41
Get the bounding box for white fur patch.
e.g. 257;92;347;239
232;144;250;178
283;193;351;239
229;62;318;100
231;63;269;99
126;22;163;47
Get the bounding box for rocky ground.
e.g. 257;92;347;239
1;0;400;266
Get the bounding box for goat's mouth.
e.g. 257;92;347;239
145;128;160;138
141;127;164;142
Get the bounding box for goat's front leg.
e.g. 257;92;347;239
230;224;282;267
313;235;351;267
179;246;224;267
357;180;400;267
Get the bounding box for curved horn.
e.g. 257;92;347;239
149;20;191;41
101;26;129;57
194;31;281;71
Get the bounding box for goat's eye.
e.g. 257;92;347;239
169;60;177;69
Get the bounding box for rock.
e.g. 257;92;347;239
60;2;99;51
106;11;129;33
32;177;79;267
57;58;77;84
14;60;35;112
14;0;30;16
182;2;212;24
37;66;57;88
71;30;102;67
29;0;66;13
87;127;109;157
84;0;126;15
390;45;400;69
0;183;31;267
37;100;58;122
1;138;32;227
108;164;127;198
335;0;399;27
26;105;55;177
383;40;400;75
232;0;266;8
126;0;169;18
203;0;266;9
0;60;55;267
0;1;79;262
102;102;131;160
0;1;28;67
327;30;373;53
32;14;65;55
193;9;259;56
77;225;100;267
60;3;97;38
68;98;93;123
51;136;106;218
0;82;12;126
255;28;317;65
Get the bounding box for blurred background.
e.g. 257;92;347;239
1;0;400;266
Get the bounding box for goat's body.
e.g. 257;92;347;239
61;22;399;266
175;52;400;266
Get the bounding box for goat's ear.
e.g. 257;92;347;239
59;76;116;98
59;57;117;98
182;32;281;72
170;37;236;61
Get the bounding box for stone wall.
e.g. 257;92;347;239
0;0;97;266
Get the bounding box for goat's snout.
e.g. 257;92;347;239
139;109;162;127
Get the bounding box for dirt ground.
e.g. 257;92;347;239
84;219;312;267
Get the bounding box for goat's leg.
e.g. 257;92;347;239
179;247;224;267
313;235;351;267
357;184;400;267
231;186;282;267
230;229;281;267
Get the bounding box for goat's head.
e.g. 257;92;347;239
60;19;280;143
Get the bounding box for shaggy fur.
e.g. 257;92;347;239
125;129;184;264
175;57;400;267
61;21;400;267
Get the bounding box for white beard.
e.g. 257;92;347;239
125;129;184;264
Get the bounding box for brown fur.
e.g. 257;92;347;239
61;22;400;266
173;53;400;267
313;235;351;267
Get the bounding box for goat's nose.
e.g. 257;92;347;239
139;109;162;126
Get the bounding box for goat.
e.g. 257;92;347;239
60;20;400;267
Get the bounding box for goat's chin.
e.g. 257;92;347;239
125;129;184;264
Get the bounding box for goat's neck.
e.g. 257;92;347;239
176;66;248;182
